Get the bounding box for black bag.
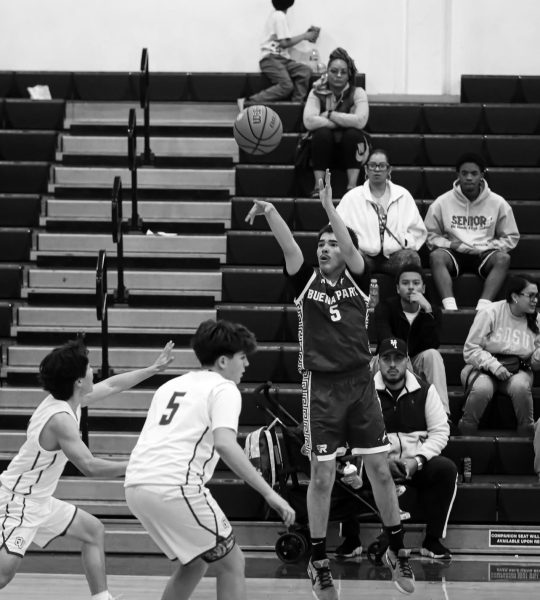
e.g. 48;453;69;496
463;354;529;399
294;132;312;169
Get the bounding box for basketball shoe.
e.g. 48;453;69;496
307;558;339;600
383;548;415;594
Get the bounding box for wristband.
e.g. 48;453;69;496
327;110;333;120
414;456;424;471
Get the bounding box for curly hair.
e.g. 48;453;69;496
328;47;358;87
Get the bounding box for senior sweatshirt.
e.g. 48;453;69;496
463;300;540;374
424;180;519;253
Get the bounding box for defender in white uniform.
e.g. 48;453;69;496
125;320;295;600
0;339;174;600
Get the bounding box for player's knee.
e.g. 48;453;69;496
84;514;105;546
311;465;335;491
0;567;16;589
213;544;244;576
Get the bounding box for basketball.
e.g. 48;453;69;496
233;105;283;155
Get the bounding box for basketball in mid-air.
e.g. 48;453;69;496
233;105;283;155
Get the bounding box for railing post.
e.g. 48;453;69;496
127;108;143;231
139;48;154;165
111;176;128;304
96;249;111;382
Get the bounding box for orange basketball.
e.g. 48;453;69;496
233;105;283;155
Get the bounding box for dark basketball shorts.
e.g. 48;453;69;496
438;248;498;278
301;369;390;461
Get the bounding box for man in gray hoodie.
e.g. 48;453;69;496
424;153;519;311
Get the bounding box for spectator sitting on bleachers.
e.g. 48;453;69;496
338;338;457;560
237;0;317;112
424;153;519;311
373;263;450;415
303;47;369;197
336;148;427;276
459;275;540;435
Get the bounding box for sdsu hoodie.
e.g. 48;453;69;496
424;179;519;253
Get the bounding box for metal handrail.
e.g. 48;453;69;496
127;108;141;230
112;176;128;303
139;47;153;164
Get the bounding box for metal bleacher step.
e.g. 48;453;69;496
12;306;215;336
31;232;227;262
29;519;540;556
58;135;239;161
43;198;231;227
50;166;235;193
23;267;222;300
64;101;239;129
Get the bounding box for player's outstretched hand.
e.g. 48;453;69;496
245;199;274;226
318;169;333;213
265;490;296;526
151;341;175;372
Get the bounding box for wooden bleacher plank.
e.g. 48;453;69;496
32;232;226;261
51;166;235;192
44;199;230;226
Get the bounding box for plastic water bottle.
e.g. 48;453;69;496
369;278;379;308
342;462;362;489
309;48;321;73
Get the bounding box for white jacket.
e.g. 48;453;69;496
336;181;427;258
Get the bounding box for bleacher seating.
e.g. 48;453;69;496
1;70;540;556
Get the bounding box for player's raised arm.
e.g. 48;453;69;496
81;341;175;407
318;170;365;275
245;200;303;275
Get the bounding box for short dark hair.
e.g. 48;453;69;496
396;263;425;285
191;319;257;367
456;152;485;173
318;223;359;250
272;0;294;10
39;339;89;401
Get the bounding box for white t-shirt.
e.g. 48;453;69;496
125;370;241;488
0;396;80;501
404;307;420;325
260;10;291;60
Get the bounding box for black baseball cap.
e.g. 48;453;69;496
379;338;408;357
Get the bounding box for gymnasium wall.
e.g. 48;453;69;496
0;0;537;95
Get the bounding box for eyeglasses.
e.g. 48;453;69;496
328;68;348;76
366;162;389;171
518;292;539;300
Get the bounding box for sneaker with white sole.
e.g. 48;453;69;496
335;538;362;559
307;558;339;600
420;539;452;560
383;548;415;594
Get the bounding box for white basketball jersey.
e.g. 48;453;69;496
125;370;242;488
0;396;80;501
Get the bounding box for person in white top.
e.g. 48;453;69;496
0;338;174;600
237;0;318;111
460;275;540;434
337;148;427;276
125;319;295;600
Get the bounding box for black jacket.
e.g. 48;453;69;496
374;295;441;357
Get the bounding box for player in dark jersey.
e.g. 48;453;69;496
246;171;415;598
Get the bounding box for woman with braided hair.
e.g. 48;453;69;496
303;47;370;197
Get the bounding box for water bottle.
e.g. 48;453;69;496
369;278;379;308
342;462;362;489
309;47;321;73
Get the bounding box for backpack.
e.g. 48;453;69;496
244;419;283;488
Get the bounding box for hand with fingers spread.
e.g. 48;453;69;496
151;341;175;372
318;169;333;214
245;199;275;226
